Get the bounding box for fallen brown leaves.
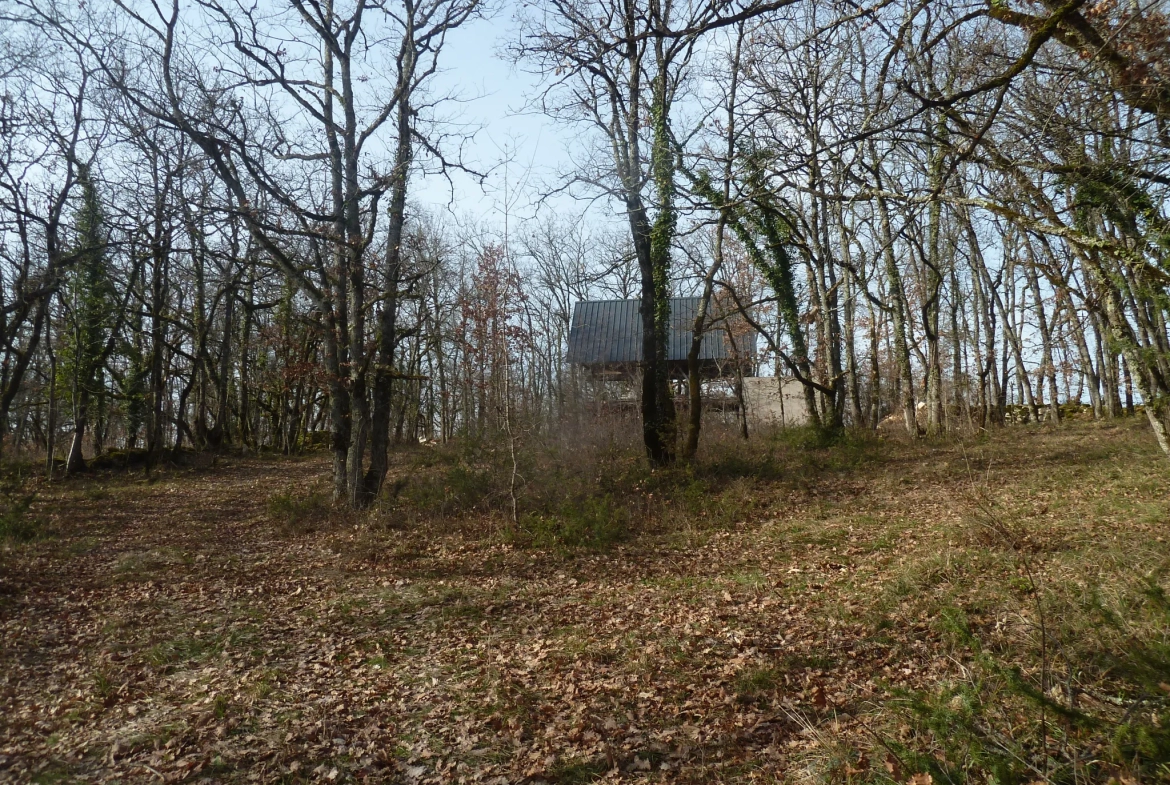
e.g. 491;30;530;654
0;421;1166;783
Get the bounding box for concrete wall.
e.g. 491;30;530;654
741;377;812;427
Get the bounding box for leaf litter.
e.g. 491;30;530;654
0;422;1167;783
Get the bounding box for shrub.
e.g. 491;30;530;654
520;494;629;549
883;495;1170;785
267;489;333;535
400;463;499;517
888;594;1170;784
0;471;39;542
385;422;795;544
734;665;783;705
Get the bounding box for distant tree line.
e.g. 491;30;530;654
0;0;1168;506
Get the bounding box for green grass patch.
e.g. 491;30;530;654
144;634;225;667
549;756;609;783
734;665;783;703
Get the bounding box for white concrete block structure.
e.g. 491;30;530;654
741;377;812;427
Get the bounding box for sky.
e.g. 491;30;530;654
411;12;746;235
409;11;584;227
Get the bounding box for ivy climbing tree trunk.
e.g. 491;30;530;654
645;12;677;465
64;165;115;474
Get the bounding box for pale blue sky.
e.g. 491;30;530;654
411;11;582;226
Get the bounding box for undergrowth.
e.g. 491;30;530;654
6;415;1167;783
267;488;334;535
888;583;1170;784
0;469;40;542
874;456;1170;785
278;419;1170;781
383;422;874;548
519;494;630;549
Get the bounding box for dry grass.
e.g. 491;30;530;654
0;418;1166;783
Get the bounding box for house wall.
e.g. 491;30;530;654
741;377;812;427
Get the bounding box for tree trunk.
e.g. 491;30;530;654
842;258;863;428
146;225;169;474
877;193;917;435
66;388;89;473
1061;287;1101;418
45;312;57;479
644;33;677;465
683;221;724;461
362;30;413;502
1084;247;1170;454
0;293;49;460
1024;246;1061;422
923;125;946;436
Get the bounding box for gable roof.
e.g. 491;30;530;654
566;297;754;366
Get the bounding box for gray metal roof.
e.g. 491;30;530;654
566;297;755;365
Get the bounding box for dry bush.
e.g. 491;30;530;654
266;487;338;536
379;416;883;550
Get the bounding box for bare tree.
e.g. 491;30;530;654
0;19;99;458
69;0;482;502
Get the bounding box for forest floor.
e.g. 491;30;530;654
1;419;1168;784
